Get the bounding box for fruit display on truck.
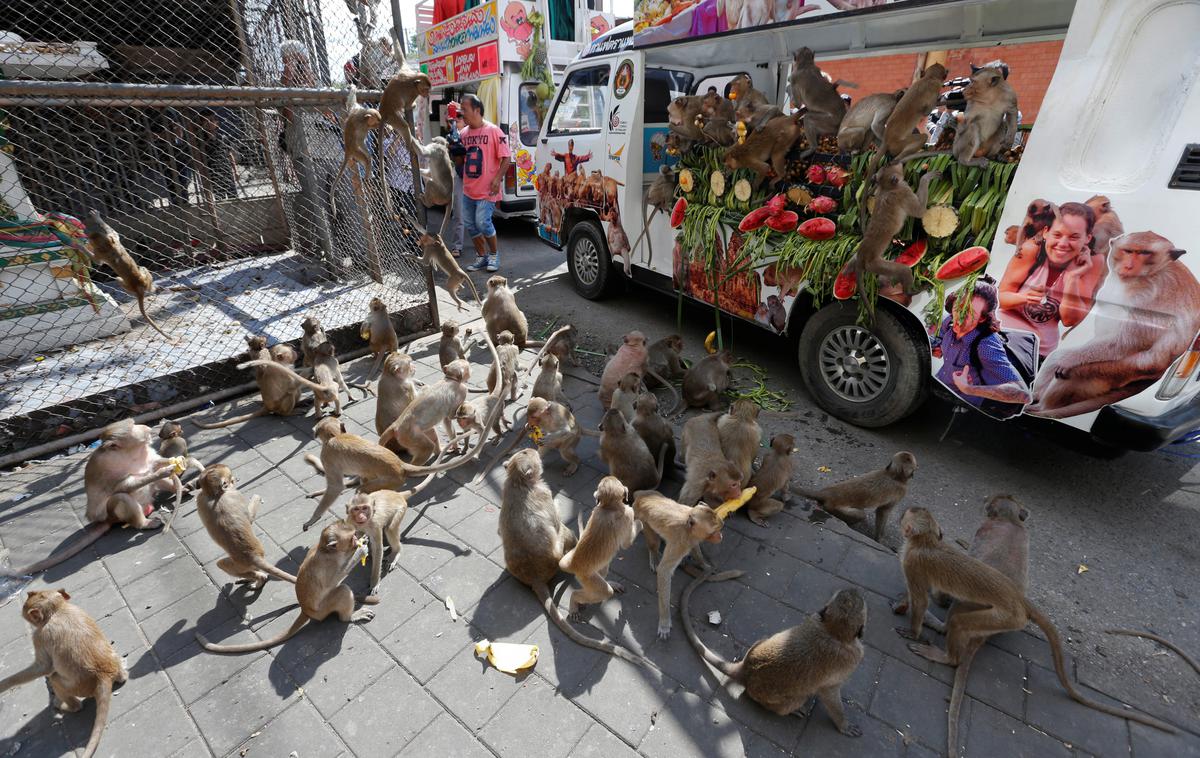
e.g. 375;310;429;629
535;0;1200;451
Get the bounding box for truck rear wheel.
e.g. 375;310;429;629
798;302;929;428
567;221;614;300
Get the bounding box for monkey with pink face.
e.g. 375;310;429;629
598;330;677;411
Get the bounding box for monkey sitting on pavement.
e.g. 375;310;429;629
679;349;733;413
559;476;640;620
455;395;510;451
362;297;400;380
600;408;667;492
792;451;916;543
0;589;128;758
678;412;744;507
633;393;676;473
300;315;327;367
438;320;472;370
745;433;798;527
376;352;417;442
645;334;687;387
610;372;641;423
717;399;761;485
196;465;298;589
531;352;568;406
488;330;520;403
194;336;302;429
346;489;413;594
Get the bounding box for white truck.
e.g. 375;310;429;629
534;0;1200;451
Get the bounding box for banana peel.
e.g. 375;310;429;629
166;456;187;476
714;486;756;521
474;639;539;674
704;331;718;354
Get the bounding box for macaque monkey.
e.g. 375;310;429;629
723;114;804;186
196;521;377;653
419;231;481;310
599;330;674;409
600;205;634;275
728;73;768;109
881;64;946;161
532;352;568;405
679;349;733;412
717;399;761;485
1014;198;1058;252
411;134;456;209
600;408;666;492
157;420;188;460
488;330;520;403
788;47;849;154
896;507;1176;734
196;465;297;588
525;324;579;375
498;449;655;668
377;36;433;218
380;358;470;464
330;86;382;215
667;95;708;142
633;393;676;471
376;351;417;438
678;412;744;507
362;297;399;379
698;91;737;146
837;90;905;153
951;66;1018;167
854;165;939;299
524;396;585;476
610;372;641;422
438;320;472;369
794;451;915;542
482;275;530;349
194;336;301;429
1085;195;1124;257
629;166;679;269
0;589;128;758
300;315;327;368
79;210;169;338
682;575;866;737
346;490;410;594
559;476;639;619
745;433;798;526
646;334;686;387
455;395;509;451
736;101;786;134
633;492;725;640
87;418;183;534
1029;231;1200;418
237;344;344;418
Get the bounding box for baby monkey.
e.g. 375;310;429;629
80;210;170;339
745;433;798;527
196;465;297;588
346;490;410;594
794;451;916;542
559;476;639;620
438;320;472;370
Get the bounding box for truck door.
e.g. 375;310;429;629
636;66;696;278
510;78;543;203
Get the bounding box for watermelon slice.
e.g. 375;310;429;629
670;197;687;228
765;210;799;233
895;239;927;267
833;260;857;300
935;246;990;280
738;206;773;232
797;217;836;240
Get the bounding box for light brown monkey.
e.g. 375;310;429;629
532;352;568;405
438;320;472;370
78;210;169;339
525;396;585;476
610;372;641;422
837;90;905;153
482;275;530;349
854;164;939;299
679;349;734;412
455;395;510;451
157;419;188;460
735;101;786;133
745;433;798;526
633;492;725;640
499;449;655;668
377;40;433;218
667;95;708;142
196;520;377;653
410;133;456;209
788;47;849;154
524;324;580;376
380;358;471;464
793;451;915;542
698;91;738;146
194;337;303;429
488;330;520;403
682;574;866;736
1085;194;1124;257
646;334;686;388
896;507;1176;734
628;166;679;269
728;73;768;109
559;476;639;620
346;489;411;594
880;63;946;161
300;315;327;368
633;393;676;470
717;398;761;485
362;296;399;379
600;408;666;492
599;330;675;409
419;231;481;310
196;464;298;588
375;351;417;438
330;86;382;215
1029;231;1200;417
237;345;344;418
270;342;298;365
0;589;128;758
723;114;805;186
678;412;744;507
951;66;1018;167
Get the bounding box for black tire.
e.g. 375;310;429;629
798;302;929;428
566;221;614;300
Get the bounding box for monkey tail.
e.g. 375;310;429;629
680;568;745;677
163;473;184;533
1;522;113;577
192;407;269;430
896;149;952;164
644;367;679;417
1105;629;1200;677
304;453;325;475
786;483;821;502
471;407;529;486
135;292;172;340
330;157;350;216
195;612;309;653
533;582;658;671
1026;603;1177;733
400;471;439;500
653;442;668;488
81;677;113;758
237;360;327;394
946;644;981;758
524;325;572;377
252;557;298;583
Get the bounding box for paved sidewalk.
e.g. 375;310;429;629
0;314;1196;758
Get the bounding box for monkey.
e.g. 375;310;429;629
600;408;666;492
633;492;726;640
482;275;530;349
682;573;866;737
78;210;170;339
735;101;786;134
271;341;299;365
237;347;344;418
195;464;298;588
455;394;510;451
854;164;939;299
345;489;410;594
300;315;327;368
792;451;915;542
599;330;675;409
600;205;635;275
698;91;738;147
679;349;734;413
377;36;433;218
632;393;676;473
625;164;680;271
524;324;580;376
717;398;761;486
375;351;417;439
531;352;569;406
723;114;805;186
728;73;769;109
1103;629;1200;677
950;66;1018;167
880;63;947;161
157;419;188;460
330;85;382;216
498;449;655;668
837;90;905;153
745;433;798;527
1086;195;1124;258
0;589;128;758
488;330;520;403
523;396;586;476
362;296;399;379
788;47;849;155
767;293;787;332
419;231;481;310
667;95;706;142
193;336;303;429
645;334;686;388
895;507;1177;734
438;320;472;370
678;412;745;507
610;372;641;423
380;358;471;464
195;520;377;653
664;130;693;157
1028;231;1200;418
558;476;639;620
1014;198;1059;252
409;132;456;209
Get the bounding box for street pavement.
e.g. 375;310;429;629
0;217;1197;757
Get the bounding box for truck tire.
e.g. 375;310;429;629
798;302;929;428
567;221;614;300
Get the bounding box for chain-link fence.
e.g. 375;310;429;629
0;0;436;464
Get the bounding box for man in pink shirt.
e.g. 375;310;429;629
459;94;512;272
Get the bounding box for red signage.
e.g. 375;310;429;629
424;41;500;88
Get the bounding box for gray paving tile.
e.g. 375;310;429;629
168;739;214;758
426;644;525;730
1023;663;1133;756
723;585;808;648
65;689;196;758
356;565;432;642
101;530;183;586
793;704;907;756
121;555;211;620
396;712;493;758
424;549;506;614
869;656;952;748
394;519;465;580
189;655;298;757
639;688;758;758
570;723;640;758
0;720;75;758
833;541;907;598
277;627;394;717
225;698;347;758
708;681;801;753
381;599;479;683
962;698;1072;758
160;618;267;704
330;666;442;755
1129;721;1200;758
0;637;66;742
782;560;858;615
726;539;806;599
773;521;852;570
963;640;1028;719
567;655;675;746
479;676;596;758
446;502;505;555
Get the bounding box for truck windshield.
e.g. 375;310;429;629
549;65;610;134
518;83;542;146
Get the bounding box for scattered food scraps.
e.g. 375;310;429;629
446;596;458;621
817;465;831;473
707;611;722;625
1078;564;1089;574
474;639;538;674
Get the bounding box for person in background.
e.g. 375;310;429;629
382;130;418;222
460;94;510;272
445;102;466;257
197;108;237;201
148;108;191;208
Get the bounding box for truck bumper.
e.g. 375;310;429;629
1091;401;1200;451
496;198;536;216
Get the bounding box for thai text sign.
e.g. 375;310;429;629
421;2;500;60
